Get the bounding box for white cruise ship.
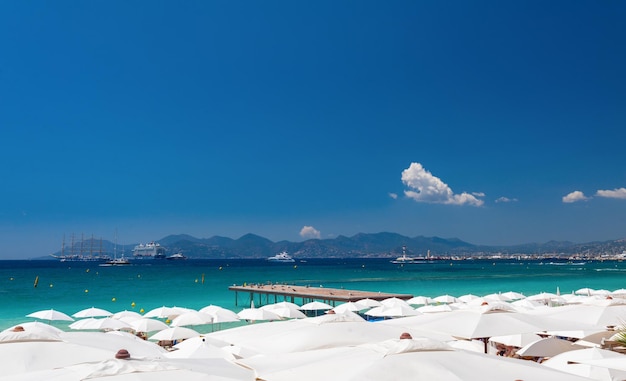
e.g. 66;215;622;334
132;242;166;259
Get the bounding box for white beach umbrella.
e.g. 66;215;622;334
501;291;526;300
542;347;626;381
530;303;626;327
457;294;480;303
0;328;62;343
526;292;566;305
516;337;585;358
72;307;113;318
576;288;595;296
332;301;367;313
129;318;170;333
69;318;131;331
239;338;592;381
111;310;143;320
411;309;593;344
237;307;282;321
574;330;616;347
0;340;112;377
26;309;74;322
488;332;543;348
483;293;512;302
591;289;611;296
169;311;213;327
416;304;455;313
4;357;254;381
304;310;366;324
365;304;420;318
511;298;545;310
269;307;307;319
148;326;200;341
355;298;382;308
209;319;416;355
446;339;485;353
60;331;167;358
3;322;64;335
259;301;301;311
166;336;236;360
432;294;458;304
406;296;433;305
380;297;412;308
198;305;240;323
611;288;626;297
144;306;193;319
299;301;333;311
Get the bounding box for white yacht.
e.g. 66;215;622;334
390;246;433;264
267;251;295;263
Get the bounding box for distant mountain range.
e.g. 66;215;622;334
49;232;626;259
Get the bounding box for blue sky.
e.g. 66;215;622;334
1;1;625;258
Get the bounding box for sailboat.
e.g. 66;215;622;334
99;231;130;266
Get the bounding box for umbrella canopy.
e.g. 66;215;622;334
238;338;592;381
0;328;62;343
5;357;254;381
304;311;366;324
237;307;282;321
26;309;74;322
332;301;367;313
543;347;626;380
260;301;301;311
410;309;593;341
269;307;307;319
166;337;235;360
111;310;143;320
129;318;170;333
488;332;543;348
483;293;512;302
148;326;200;341
169;311;213;327
198;305;240;323
0;340;112;377
457;294;480;303
432;294;458;304
380;297;411;308
406;296;433;305
355;298;382;308
516;337;585;358
501;291;526;300
69;318;132;331
531;303;626;327
365;304;420;318
208;319;417;355
575;288;595;296
526;292;566;305
72;307;113;318
416;304;455;313
3;322;64;335
143;306;193;319
299;301;333;311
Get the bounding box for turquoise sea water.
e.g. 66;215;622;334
1;258;625;331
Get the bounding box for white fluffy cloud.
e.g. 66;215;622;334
495;196;518;203
401;163;484;206
596;188;626;199
388;193;398;199
300;226;321;239
562;190;590;203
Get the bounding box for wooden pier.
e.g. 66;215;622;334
229;284;413;307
